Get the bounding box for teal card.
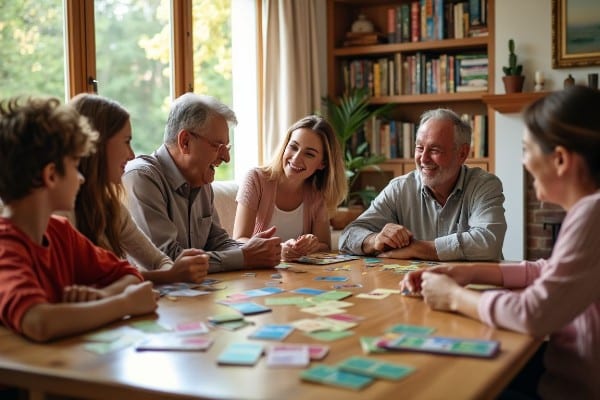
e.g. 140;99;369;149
301;364;373;390
337;356;414;380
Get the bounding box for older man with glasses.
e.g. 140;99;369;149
123;93;281;272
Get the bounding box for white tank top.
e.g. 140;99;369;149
269;203;304;242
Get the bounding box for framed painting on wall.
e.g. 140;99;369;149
552;0;600;68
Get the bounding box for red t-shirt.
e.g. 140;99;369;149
0;216;142;333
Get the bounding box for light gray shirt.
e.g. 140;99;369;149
339;166;506;261
122;145;244;272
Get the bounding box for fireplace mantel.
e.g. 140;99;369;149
482;92;550;114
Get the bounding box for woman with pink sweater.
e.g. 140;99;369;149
234;115;347;261
402;86;600;399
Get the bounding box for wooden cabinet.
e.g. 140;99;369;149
327;0;496;183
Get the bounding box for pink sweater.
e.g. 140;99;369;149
236;168;328;240
479;191;600;399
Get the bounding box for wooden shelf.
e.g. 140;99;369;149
371;91;489;104
482;92;550;114
334;36;489;57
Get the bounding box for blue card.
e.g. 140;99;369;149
315;276;349;282
217;342;264;366
293;287;326;295
248;324;294;341
244;287;284;297
300;364;373;390
228;302;272;315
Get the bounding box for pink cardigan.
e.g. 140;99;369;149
478;191;600;399
236;168;328;237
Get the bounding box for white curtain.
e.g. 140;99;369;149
261;0;322;163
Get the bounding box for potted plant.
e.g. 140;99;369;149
322;88;393;229
502;38;525;93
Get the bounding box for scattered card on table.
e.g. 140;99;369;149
295;253;360;265
307;330;354;342
199;278;221;286
84;335;138;354
174;321;210;335
129;320;171;333
136;335;213;352
337;356;414;380
214;320;254;331
264;296;311;307
315;276;348;282
217;342;264;366
386;324;435;335
248;324;294;341
227;302;272;315
266;344;310;367
300;365;373;391
293;287;326;296
207;312;244;324
311;290;352;302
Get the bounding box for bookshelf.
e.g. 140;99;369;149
327;0;496;191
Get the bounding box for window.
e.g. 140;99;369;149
0;0;257;181
0;0;66;99
94;0;171;156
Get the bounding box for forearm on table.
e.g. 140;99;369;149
450;286;482;321
100;274;142;296
21;295;135;342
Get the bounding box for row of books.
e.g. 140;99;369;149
385;0;488;44
341;53;488;96
349;114;488;160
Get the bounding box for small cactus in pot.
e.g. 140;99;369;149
503;39;523;76
502;39;525;93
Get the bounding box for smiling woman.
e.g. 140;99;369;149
233;115;347;261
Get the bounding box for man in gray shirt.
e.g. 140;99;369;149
339;109;506;261
122;93;281;272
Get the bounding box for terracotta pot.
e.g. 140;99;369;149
502;76;525;93
330;206;364;230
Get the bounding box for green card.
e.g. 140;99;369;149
311;290;352;302
265;296;312;307
130;320;171;333
300;364;373;390
337;356;414;381
84;335;138;354
307;330;354;341
386;324;436;335
359;336;388;354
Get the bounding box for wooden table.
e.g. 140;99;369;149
0;259;540;400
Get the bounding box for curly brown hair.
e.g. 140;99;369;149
0;96;96;203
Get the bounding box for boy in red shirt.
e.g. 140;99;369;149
0;96;157;342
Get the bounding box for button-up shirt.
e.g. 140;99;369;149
339;166;506;260
122;145;244;272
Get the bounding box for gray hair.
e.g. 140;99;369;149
163;93;237;145
418;108;472;147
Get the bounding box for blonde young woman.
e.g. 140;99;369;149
69;93;208;283
234;115;347;261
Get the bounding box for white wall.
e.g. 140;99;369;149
495;0;600;259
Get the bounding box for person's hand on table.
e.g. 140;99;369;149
372;223;413;252
169;248;209;283
242;226;282;268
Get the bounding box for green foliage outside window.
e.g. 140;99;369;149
0;0;234;180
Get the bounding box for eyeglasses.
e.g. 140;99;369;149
187;130;232;152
